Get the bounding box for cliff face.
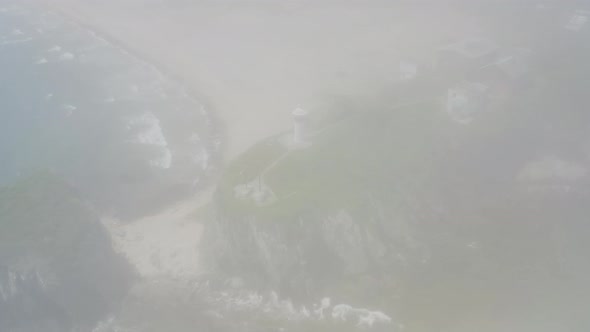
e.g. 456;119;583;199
204;83;590;331
0;268;66;332
206;159;590;331
0;174;134;332
207;201;419;298
203;102;438;306
202;33;590;329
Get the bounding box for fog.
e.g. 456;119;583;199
1;0;589;331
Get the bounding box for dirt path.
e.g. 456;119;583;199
102;187;213;280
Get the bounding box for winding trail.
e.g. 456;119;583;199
102;187;213;280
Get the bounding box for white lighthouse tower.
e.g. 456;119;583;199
292;107;311;148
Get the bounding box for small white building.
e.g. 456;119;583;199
292;107;311;146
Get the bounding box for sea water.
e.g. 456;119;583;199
0;3;219;216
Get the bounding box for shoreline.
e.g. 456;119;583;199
32;0;473;162
23;0;225;279
35;0;292;161
33;0;229;161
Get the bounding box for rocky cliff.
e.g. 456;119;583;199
203;78;590;330
0;173;134;332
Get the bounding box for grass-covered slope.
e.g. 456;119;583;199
207;24;590;330
209;55;590;330
218;99;446;222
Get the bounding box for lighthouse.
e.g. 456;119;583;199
292;107;310;146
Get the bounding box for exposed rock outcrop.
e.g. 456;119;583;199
0;174;134;332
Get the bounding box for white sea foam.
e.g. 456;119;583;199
59;52;75;61
332;304;393;328
189;133;201;144
196;286;398;328
0;37;32;46
72;18;203;109
34;57;48;65
62;104;77;111
86;30;113;46
192;149;210;170
62;104;77;117
127;112;172;169
47;45;61;52
153;149;172;169
129;113;167;146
